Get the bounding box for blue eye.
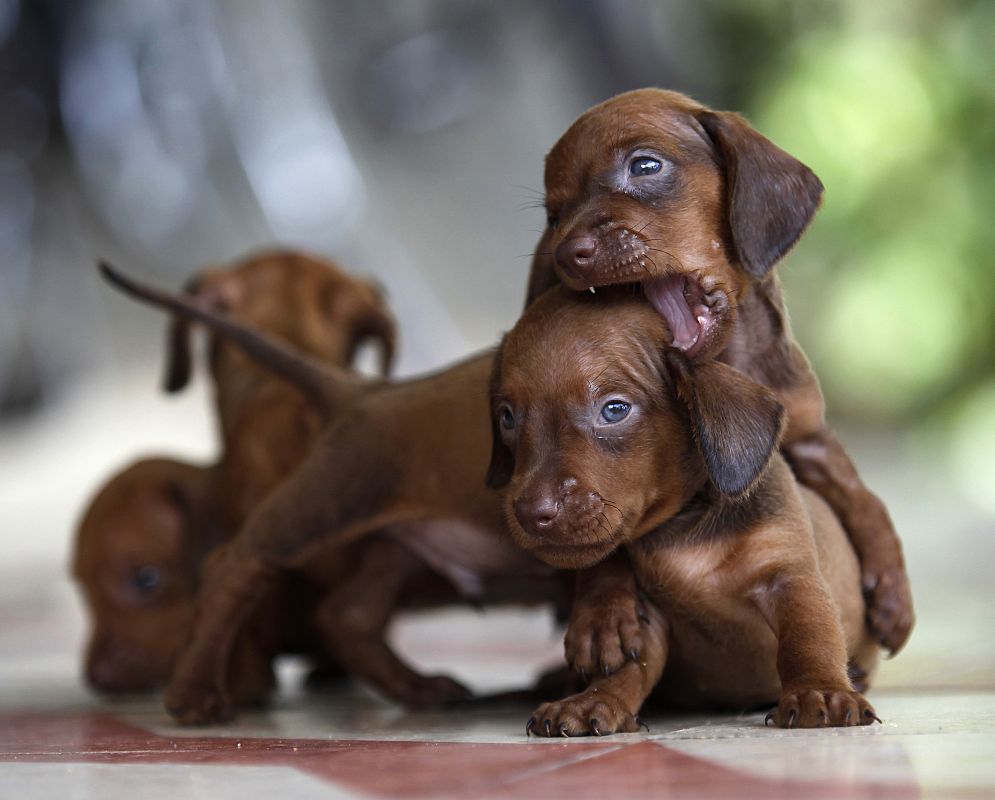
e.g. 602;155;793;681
499;405;516;431
131;565;162;594
600;400;631;424
629;157;662;177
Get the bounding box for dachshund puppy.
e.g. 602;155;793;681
73;457;221;693
164;249;395;528
526;89;912;655
98;263;569;724
487;287;880;733
73;251;395;698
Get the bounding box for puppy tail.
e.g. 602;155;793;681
99;260;354;415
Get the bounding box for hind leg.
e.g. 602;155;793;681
165;432;396;724
314;536;472;709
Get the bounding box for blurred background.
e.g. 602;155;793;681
0;0;992;688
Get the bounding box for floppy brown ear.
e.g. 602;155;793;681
485;338;514;490
162;274;204;393
344;282;397;377
697;110;823;278
162;270;241;393
666;350;785;497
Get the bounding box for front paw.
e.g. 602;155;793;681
767;688;880;729
863;565;914;655
164;678;233;725
527;689;644;737
565;599;645;678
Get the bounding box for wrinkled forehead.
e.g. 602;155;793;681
544;93;715;189
497;293;670;402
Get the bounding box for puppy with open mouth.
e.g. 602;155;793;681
489;286;880;734
525;88;913;661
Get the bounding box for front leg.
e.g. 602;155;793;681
760;572;879;728
564;550;647;678
783;428;914;654
529;602;666;737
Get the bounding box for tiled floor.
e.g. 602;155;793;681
2;382;994;799
1;573;994;799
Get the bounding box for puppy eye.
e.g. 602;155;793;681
599;400;632;424
629;157;662;177
499;404;517;431
130;565;163;594
546;212;559;230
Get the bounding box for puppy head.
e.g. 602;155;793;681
539;88;823;358
164;250;396;392
72;459;213;693
488;287;784;569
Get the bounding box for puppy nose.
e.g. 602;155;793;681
514;495;561;534
555;236;598;275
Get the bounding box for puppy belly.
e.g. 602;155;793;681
655;619;783;710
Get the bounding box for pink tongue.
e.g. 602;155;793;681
643;275;699;350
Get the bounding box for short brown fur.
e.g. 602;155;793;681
526;88;912;655
491;288;879;734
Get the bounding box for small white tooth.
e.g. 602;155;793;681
589;286;596;294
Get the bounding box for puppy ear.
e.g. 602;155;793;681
666;350;785;497
697;110;823;278
485;338;514;489
341;281;397;377
162;269;241;393
162;274;202;393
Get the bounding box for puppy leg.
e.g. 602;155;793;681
314;537;472;709
166;432;398;724
529;602;667;737
564;550;647;678
784;430;914;654
762;573;879;728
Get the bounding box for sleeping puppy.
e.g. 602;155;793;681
488;286;880;733
526;88;912;656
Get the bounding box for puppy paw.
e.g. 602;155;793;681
767;688;880;728
565;598;645;678
398;674;473;710
164;679;233;726
527;689;644;737
863;565;915;655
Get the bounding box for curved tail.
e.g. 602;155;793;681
99;260;355;413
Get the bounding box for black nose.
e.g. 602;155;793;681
555;236;598;277
514;495;561;535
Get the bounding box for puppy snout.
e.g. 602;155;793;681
555;236;598;277
514;495;561;535
86;642;157;693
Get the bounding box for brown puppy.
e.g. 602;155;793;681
99;263;569;725
73;251;395;698
488;287;880;734
73;458;221;693
526;88;912;656
165;249;395;528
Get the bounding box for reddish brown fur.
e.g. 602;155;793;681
99;262;572;724
526;88;913;655
74;251;395;698
490;288;879;734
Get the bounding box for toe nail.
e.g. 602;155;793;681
764;710;775;727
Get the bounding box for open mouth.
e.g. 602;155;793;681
642;274;728;358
